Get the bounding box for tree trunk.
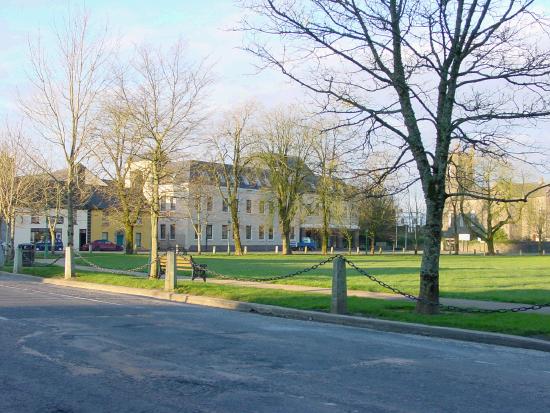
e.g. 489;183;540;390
321;205;329;255
196;230;202;255
124;223;134;255
370;235;375;255
486;237;495;255
66;172;75;248
8;217;15;260
415;196;444;315
149;167;160;279
49;227;56;255
231;211;243;256
281;232;292;255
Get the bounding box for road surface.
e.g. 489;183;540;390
0;274;549;412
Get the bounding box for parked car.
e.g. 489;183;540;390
290;237;317;251
34;240;64;252
81;239;123;252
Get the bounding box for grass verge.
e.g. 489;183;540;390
4;265;550;340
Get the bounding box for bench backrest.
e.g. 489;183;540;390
159;255;194;270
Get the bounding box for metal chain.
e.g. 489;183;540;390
197;255;339;282
73;250;157;274
342;256;550;313
37;255;65;267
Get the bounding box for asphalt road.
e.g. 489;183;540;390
1;274;550;413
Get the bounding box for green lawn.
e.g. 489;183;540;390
5;264;550;339
68;252;550;304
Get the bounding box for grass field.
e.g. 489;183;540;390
65;252;550;304
6;264;550;339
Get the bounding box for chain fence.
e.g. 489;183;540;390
198;254;339;282
45;249;550;313
72;250;157;274
342;256;550;314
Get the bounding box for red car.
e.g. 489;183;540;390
81;239;123;252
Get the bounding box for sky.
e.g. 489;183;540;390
3;0;550;198
0;0;301;116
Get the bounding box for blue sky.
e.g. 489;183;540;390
0;0;300;116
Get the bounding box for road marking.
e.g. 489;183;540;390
0;283;122;306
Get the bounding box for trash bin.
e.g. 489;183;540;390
19;243;35;267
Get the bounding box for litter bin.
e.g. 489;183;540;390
19;243;35;267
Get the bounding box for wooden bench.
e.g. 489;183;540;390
159;254;207;282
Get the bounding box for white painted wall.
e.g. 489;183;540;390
13;209;88;248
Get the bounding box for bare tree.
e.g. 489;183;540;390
459;157;521;255
255;110;315;255
243;0;550;313
91;99;147;254
526;192;549;254
119;43;211;278
0;125;38;258
208;105;255;256
311;128;342;255
21;11;109;275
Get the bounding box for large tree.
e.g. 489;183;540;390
91;99;146;255
209;105;256;256
22;11;109;268
118;43;211;278
255;110;315;255
244;0;550;313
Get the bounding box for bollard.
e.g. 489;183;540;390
304;246;308;254
330;246;334;254
356;246;360;254
402;247;405;253
519;249;522;256
544;250;546;256
13;245;22;274
331;256;347;314
175;244;179;255
88;244;92;254
165;251;176;291
244;246;248;255
275;245;279;254
64;247;74;279
474;249;476;255
212;245;216;255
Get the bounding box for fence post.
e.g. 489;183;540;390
13;245;22;274
331;256;347;314
64;247;74;279
212;246;216;255
165;251;176;291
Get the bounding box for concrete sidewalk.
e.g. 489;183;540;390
35;259;550;314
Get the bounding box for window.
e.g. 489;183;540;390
102;211;109;225
170;197;176;211
169;224;176;240
246;225;252;240
221;225;228;240
31;216;40;224
160;197;166;211
268;201;274;215
101;232;108;240
222;199;228;212
290;226;295;240
258;225;265;240
136;215;142;225
206;224;213;240
160;224;166;240
268;226;274;240
246;199;252;213
57;216;64;224
259;200;265;214
135;232;142;248
207;196;213;211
